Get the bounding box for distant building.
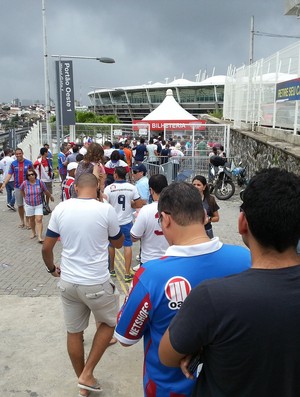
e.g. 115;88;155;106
87;76;225;123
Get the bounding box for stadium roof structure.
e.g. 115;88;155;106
87;74;226;123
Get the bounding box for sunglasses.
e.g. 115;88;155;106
133;170;140;174
28;173;35;176
158;211;171;226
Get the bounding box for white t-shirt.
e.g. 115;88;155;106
0;156;14;181
146;144;158;162
104;181;140;225
130;201;169;264
47;198;120;285
79;146;87;155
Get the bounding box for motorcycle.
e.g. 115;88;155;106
232;162;248;200
208;159;235;200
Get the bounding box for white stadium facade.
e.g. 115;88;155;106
87;75;226;123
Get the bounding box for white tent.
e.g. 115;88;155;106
142;89;197;121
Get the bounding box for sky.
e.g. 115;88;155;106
1;0;300;106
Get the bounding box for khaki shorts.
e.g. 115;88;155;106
58;279;119;333
15;188;24;207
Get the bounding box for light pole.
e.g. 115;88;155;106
42;0;51;146
51;55;115;147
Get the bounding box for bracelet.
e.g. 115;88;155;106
46;265;56;273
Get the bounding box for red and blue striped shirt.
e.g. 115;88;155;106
19;180;47;206
8;159;33;188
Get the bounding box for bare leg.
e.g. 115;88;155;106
67;331;85;377
78;323;114;390
35;215;43;241
29;216;36;238
109;246;115;272
18;205;25;226
124;246;132;275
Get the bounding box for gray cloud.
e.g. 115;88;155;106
1;0;299;104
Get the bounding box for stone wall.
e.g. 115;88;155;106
229;128;300;178
205;116;300;178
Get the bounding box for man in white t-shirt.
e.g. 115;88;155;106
42;173;124;396
104;166;144;282
131;174;169;271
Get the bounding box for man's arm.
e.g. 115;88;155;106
42;235;60;277
159;329;186;367
109;230;124;249
0;173;12;191
131;198;146;209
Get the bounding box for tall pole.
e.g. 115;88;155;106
42;0;51;146
249;15;254;65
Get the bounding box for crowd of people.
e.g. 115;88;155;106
1;138;300;397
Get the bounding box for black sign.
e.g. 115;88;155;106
55;60;76;126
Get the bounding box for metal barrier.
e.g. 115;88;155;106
142;156;235;184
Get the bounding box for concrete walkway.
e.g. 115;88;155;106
0;181;245;397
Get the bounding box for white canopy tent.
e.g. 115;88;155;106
142;89;198;121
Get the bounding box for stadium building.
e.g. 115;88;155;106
87;75;225;123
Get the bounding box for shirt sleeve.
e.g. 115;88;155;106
19;181;25;192
47;207;60;234
107;205;121;238
168;283;216;355
114;271;151;345
130;206;147;239
132;185;141;201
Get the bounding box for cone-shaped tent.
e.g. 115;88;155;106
142;89;197;121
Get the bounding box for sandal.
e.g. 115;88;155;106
18;224;25;228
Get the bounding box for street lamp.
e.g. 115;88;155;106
50;55;115;146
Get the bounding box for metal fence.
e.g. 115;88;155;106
223;40;300;134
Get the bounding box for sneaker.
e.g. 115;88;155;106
7;204;16;211
132;264;140;272
124;274;134;282
110;270;116;277
136;254;141;261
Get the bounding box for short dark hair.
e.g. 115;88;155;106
76;153;84;162
40;147;48;156
111;150;121;161
72;144;79;153
114;166;127;180
149;174;168;195
242;168;300;252
140;138;145;144
158;182;204;226
76;173;98;188
25;168;37;180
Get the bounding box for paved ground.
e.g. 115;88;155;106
0;181;245;397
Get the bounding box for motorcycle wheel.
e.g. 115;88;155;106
214;181;235;200
208;183;214;194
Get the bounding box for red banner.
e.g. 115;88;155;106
133;119;206;131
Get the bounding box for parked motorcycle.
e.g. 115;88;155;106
209;157;235;200
232;162;248;200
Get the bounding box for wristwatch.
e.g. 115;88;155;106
46;265;56;273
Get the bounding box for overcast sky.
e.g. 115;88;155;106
1;0;300;106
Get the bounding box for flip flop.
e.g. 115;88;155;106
30;234;37;239
18;224;25;229
78;380;103;393
38;240;44;244
78;392;90;397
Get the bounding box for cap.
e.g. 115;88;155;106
132;164;147;173
69;142;75;146
67;162;78;172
